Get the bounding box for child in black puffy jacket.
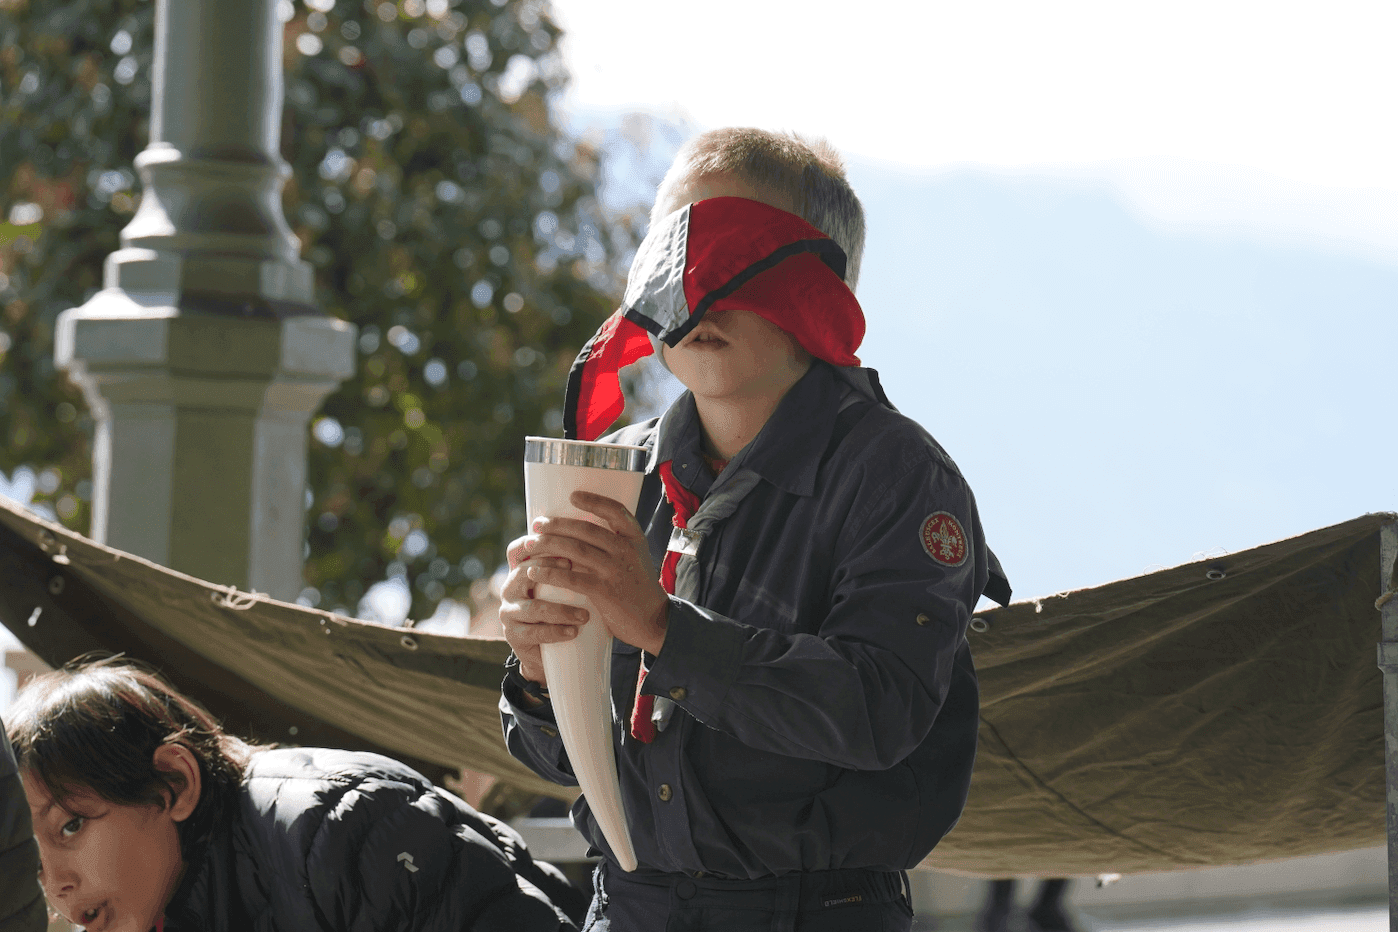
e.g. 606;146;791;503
7;655;585;932
0;713;45;932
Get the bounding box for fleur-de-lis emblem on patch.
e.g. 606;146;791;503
920;512;968;567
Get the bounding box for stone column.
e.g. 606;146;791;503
55;0;355;602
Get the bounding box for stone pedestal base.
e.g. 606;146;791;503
56;289;355;601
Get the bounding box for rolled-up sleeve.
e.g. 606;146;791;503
643;454;986;771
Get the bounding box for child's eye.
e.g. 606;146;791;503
60;816;85;838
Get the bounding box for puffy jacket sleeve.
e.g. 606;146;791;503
0;717;46;932
291;759;579;932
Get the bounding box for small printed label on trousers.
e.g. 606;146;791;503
821;894;863;908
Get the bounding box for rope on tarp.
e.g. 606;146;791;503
210;587;260;610
1378;589;1397;611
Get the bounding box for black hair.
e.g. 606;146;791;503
5;653;265;862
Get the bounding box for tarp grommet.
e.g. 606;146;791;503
970;617;990;633
48;575;64;595
400;634;419;650
1206;568;1227;581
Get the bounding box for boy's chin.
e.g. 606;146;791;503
675;372;749;400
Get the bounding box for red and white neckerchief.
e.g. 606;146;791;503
628;461;706;742
561;196;866;443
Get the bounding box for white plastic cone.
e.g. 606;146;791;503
524;438;646;872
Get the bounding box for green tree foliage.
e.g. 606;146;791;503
0;0;626;620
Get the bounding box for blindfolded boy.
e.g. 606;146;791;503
499;127;1010;932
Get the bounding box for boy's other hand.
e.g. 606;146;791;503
499;537;588;688
522;490;670;657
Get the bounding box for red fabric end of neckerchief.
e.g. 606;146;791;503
564;197;865;441
629;662;656;744
565;310;654;441
656;461;701;593
630;461;704;742
157;917;165;932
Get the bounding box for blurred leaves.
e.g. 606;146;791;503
0;0;628;620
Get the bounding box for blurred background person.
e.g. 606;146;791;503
976;878;1077;932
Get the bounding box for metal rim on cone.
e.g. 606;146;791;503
524;437;648;471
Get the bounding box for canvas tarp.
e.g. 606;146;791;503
0;495;1392;876
924;511;1393;876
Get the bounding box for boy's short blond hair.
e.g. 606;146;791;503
652;128;866;290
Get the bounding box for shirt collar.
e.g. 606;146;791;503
742;361;844;496
650;393;710;496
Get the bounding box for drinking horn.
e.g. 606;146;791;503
523;436;647;872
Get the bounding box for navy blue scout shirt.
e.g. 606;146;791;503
500;361;991;879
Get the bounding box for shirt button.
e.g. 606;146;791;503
657;783;673;802
668;687;687;701
540;725;558;737
916;613;932;626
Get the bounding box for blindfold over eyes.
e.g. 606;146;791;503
564;197;866;441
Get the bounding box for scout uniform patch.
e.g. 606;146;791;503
920;511;968;566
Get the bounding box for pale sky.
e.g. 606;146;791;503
547;0;1398;606
551;0;1398;192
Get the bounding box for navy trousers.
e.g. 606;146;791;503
581;862;915;932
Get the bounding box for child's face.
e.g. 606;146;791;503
23;773;187;932
655;172;812;404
